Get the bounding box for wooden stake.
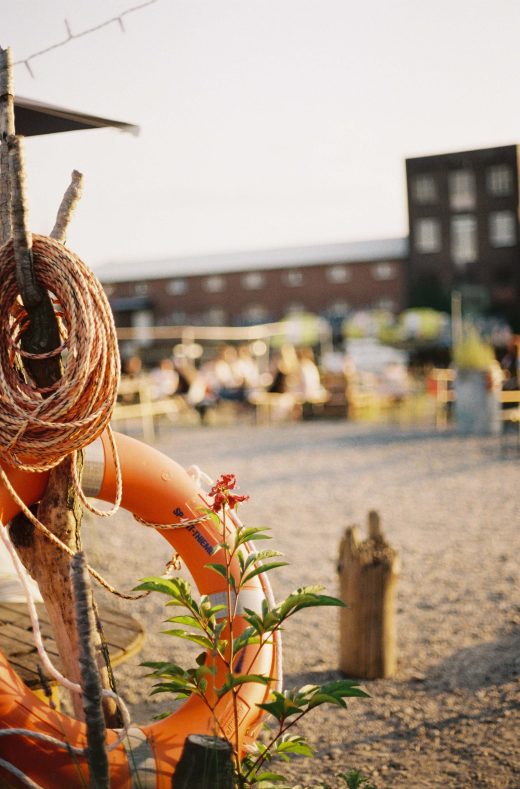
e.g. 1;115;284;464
3;78;118;725
0;46;14;244
51;170;84;244
338;510;399;679
173;735;234;789
71;551;110;789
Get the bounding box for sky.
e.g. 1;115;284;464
3;0;520;272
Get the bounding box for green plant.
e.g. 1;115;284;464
453;327;495;370
136;473;368;788
339;769;376;788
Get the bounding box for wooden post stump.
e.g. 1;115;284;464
173;734;234;789
338;510;399;679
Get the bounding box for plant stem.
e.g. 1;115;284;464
242;712;308;780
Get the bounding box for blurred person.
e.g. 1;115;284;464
235;344;261;394
149;358;179;400
295;347;328;402
500;336;519;390
380;361;411;403
123;354;143;378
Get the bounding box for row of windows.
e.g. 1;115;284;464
415;210;517;264
156;298;398;327
412;164;514;208
115;262;398;298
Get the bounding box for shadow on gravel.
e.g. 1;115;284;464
422;627;520;692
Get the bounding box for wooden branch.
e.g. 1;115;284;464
51;170;84;244
173;735;234;789
71;551;110;789
338;511;399;679
5;80;118;732
7;134;62;388
0;47;14;244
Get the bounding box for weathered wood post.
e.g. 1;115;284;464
1;46;119;726
338;510;399;679
173;734;234;789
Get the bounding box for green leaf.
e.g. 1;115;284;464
134;577;192;599
216;673;272;698
256;691;304;722
233;627;261;653
205;562;229;581
253;772;287;783
242;561;288;585
277;588;345;621
165;614;203;629
275;736;313;758
162;629;214;650
234;526;272;549
242;550;284;574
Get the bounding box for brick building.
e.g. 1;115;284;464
406;144;520;329
97;237;408;332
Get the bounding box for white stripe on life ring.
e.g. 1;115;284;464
122;727;157;788
208;588;265;618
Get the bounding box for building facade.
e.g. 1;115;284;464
97;238;408;332
406;144;520;328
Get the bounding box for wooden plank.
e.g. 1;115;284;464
1;604;144;689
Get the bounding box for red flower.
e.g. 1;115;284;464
209;473;249;513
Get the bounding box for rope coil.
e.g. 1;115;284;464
0;234;120;471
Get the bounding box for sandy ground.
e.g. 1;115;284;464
82;419;520;788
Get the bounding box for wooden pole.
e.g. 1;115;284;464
3;69;118;723
338;510;399;679
0;46;14;244
173;735;234;789
71;551;110;789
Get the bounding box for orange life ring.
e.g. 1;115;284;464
0;431;279;788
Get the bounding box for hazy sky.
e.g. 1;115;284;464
3;0;520;271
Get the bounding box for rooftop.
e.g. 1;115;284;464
95;236;408;283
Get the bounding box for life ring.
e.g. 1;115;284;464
0;431;279;788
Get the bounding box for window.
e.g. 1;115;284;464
167;310;187;325
449;169;476;211
285;303;305;314
412;174;437;204
166;278;188;295
203;275;225;293
414;218;441;253
133;282;149;295
486;165;513;197
377;298;396;311
489;210;517;247
326;265;351;283
282;269;304;287
451;215;478;267
371;263;396;281
241;272;266;290
242;304;269;323
204;307;227;325
327;300;349;317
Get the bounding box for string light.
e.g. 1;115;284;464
13;0;160;78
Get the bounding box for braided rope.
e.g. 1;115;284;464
0;234;139;597
0;234;120;471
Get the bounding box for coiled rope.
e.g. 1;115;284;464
0;234;119;472
0;234;143;599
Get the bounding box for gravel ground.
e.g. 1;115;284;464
83;420;520;788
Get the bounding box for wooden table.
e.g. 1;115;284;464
0;602;144;705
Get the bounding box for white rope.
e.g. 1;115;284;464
186;465;283;692
0;525;132;754
0;757;44;789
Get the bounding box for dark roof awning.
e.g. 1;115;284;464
14;96;139;137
